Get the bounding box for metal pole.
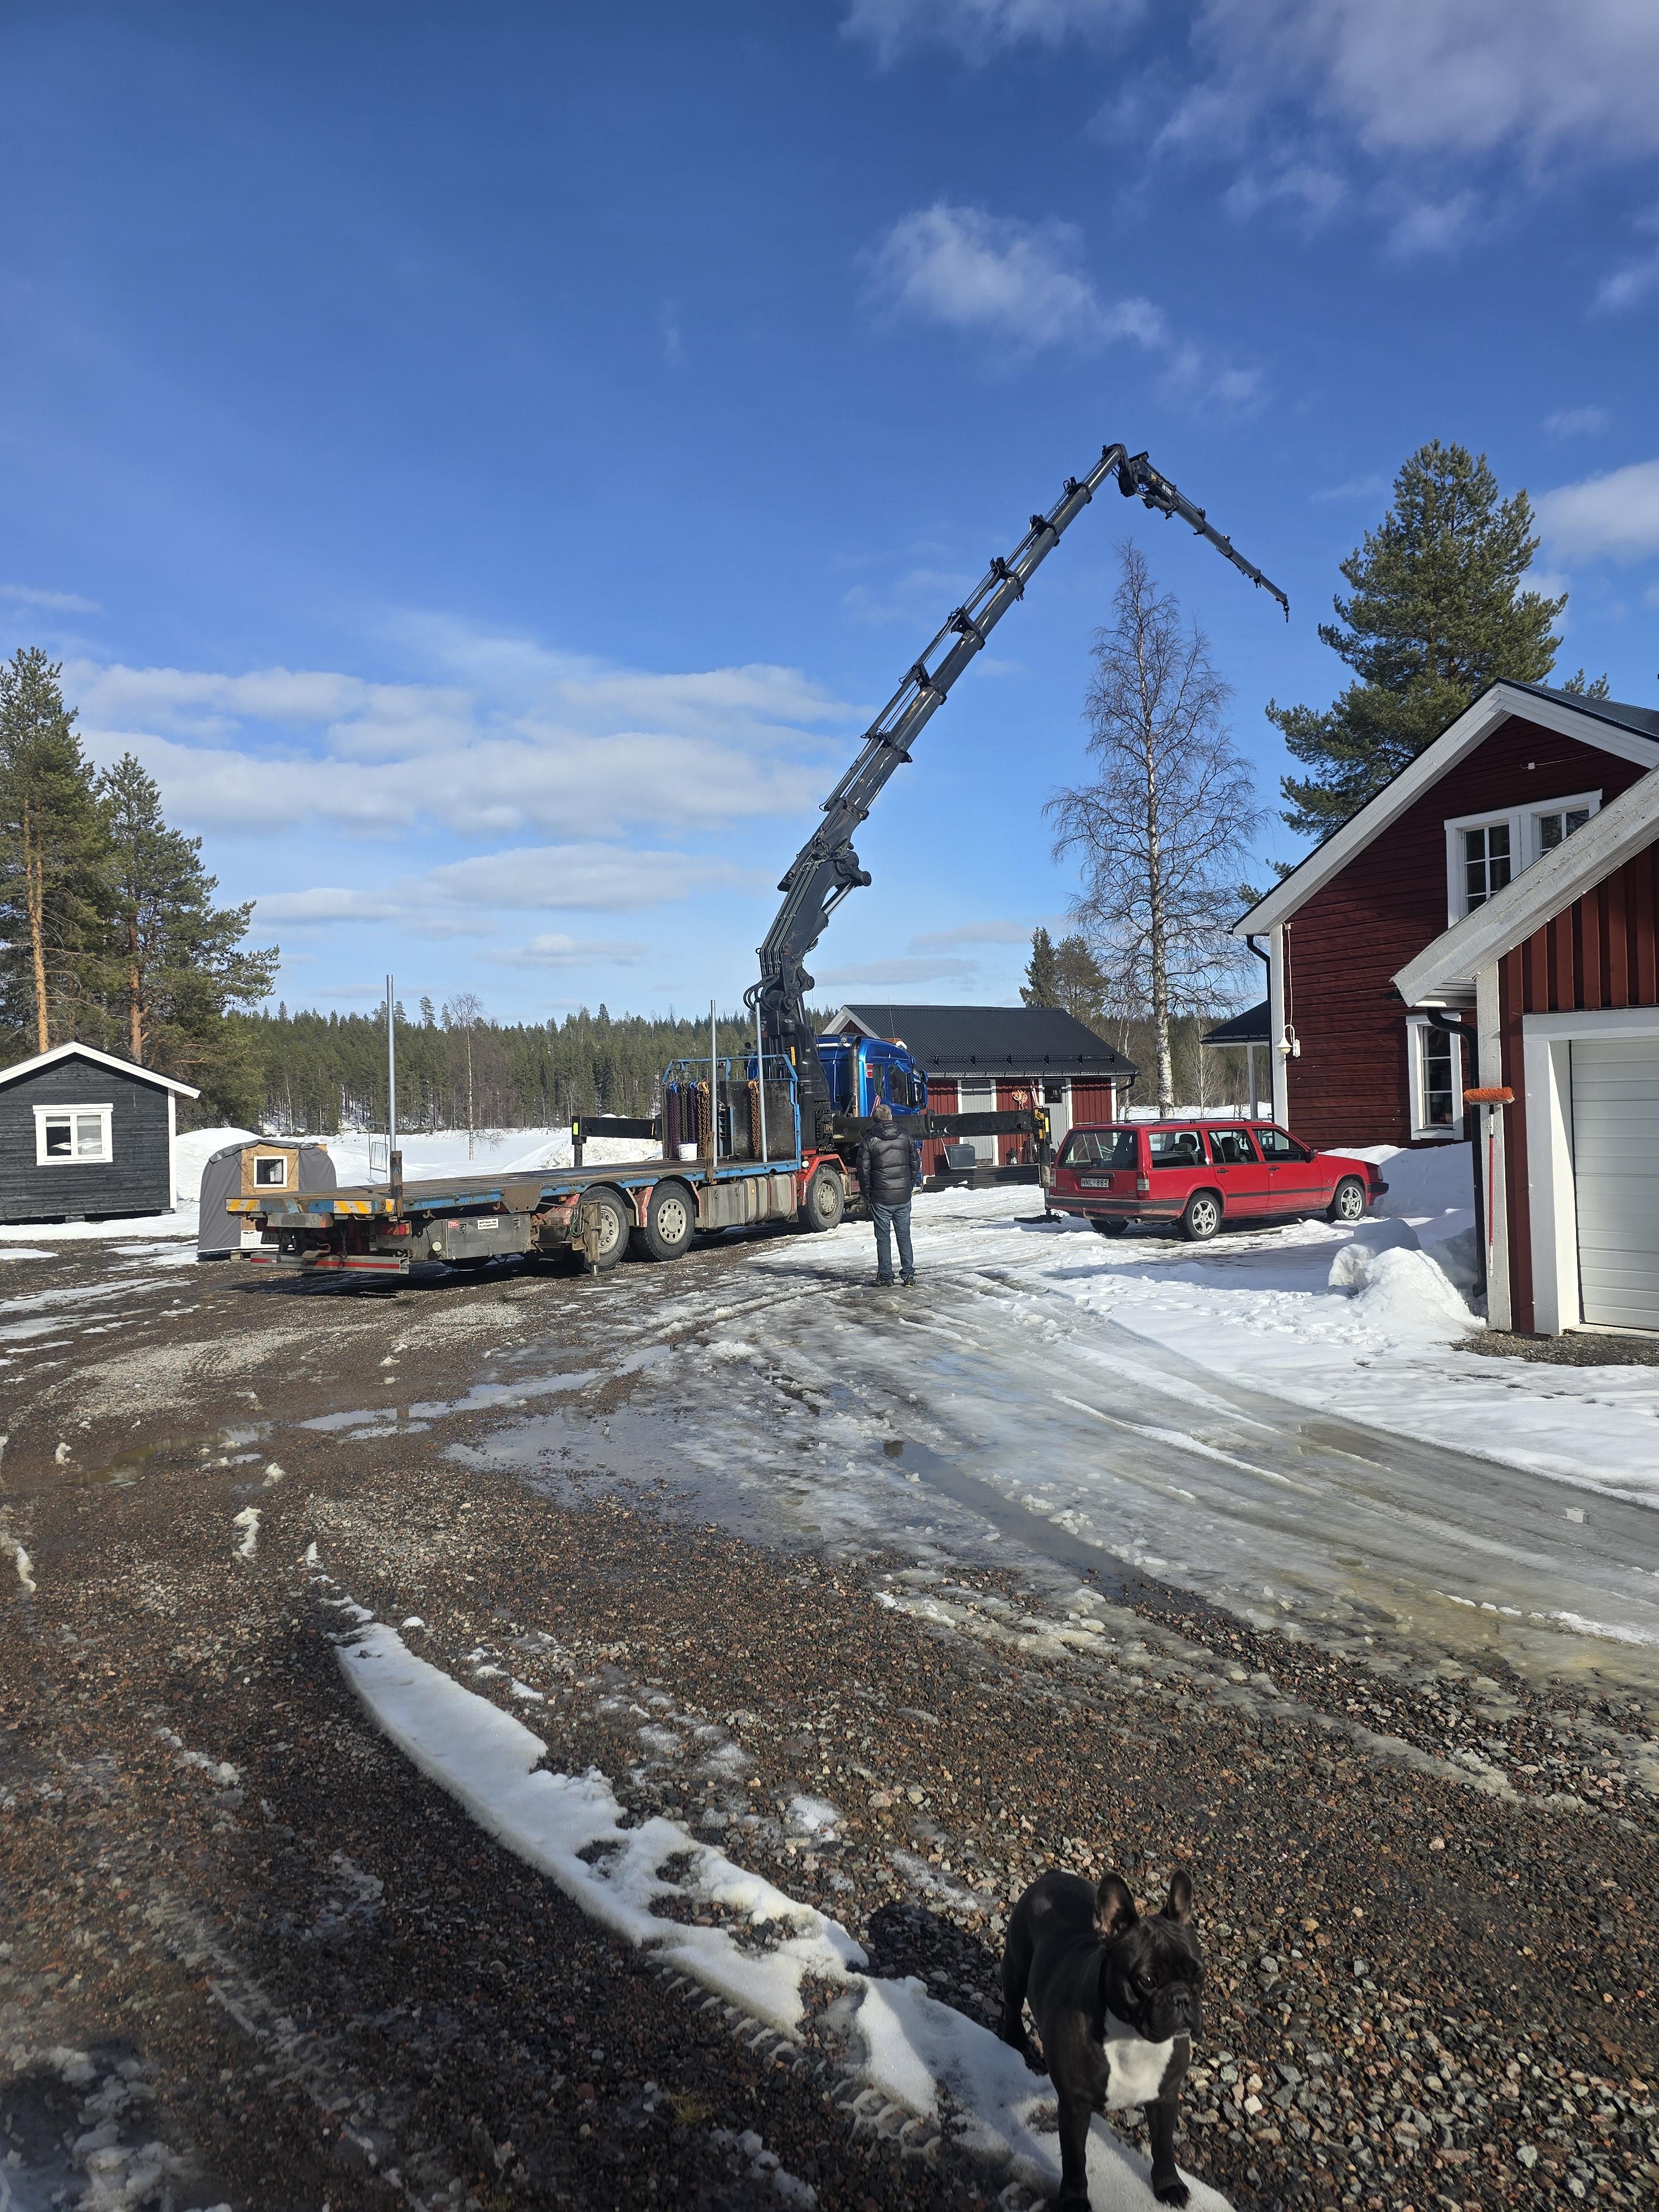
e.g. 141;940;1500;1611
710;998;719;1169
754;996;768;1164
386;974;397;1171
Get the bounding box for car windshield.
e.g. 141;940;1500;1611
1146;1128;1206;1167
1060;1128;1138;1170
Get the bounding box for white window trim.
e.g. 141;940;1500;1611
1442;789;1602;926
1522;1007;1659;1334
34;1101;114;1167
252;1152;291;1188
1405;1015;1464;1141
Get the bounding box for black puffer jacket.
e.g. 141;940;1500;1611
857;1119;921;1207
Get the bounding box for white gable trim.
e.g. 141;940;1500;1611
0;1040;202;1099
1393;768;1659;1006
823;1006;882;1039
1238;685;1659;937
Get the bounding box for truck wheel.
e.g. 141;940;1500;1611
799;1166;846;1232
578;1186;629;1271
1178;1190;1223;1243
1328;1175;1368;1224
639;1180;695;1261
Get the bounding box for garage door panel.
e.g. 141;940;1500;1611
1572;1036;1659;1332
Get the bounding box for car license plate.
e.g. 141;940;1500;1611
1080;1175;1112;1188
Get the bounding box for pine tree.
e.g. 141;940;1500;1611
0;648;108;1052
1020;926;1060;1007
1270;442;1566;839
95;751;278;1103
1052;935;1108;1029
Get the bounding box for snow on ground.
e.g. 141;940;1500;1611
322;1564;1226;2211
783;1149;1659;1509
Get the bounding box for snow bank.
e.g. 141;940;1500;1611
1334;1141;1473;1224
331;1591;1225;2210
1328;1240;1478;1334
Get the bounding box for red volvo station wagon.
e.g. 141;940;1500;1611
1044;1119;1389;1241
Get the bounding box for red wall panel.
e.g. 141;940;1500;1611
1284;717;1648;1149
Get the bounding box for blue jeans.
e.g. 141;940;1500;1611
870;1199;915;1282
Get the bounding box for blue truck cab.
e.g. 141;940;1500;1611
813;1033;930;1125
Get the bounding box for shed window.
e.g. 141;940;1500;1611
34;1103;114;1166
254;1154;289;1187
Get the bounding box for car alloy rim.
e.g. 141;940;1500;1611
1195;1199;1218;1233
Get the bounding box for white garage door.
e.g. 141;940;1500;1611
1572;1035;1659;1331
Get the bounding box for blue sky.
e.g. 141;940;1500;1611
4;0;1659;1023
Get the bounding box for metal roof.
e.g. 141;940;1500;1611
1201;999;1270;1046
827;1003;1135;1077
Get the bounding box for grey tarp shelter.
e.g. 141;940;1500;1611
197;1140;337;1259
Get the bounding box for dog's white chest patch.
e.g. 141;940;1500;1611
1100;2013;1180;2110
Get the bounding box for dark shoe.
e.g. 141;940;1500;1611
900;1275;916;1286
875;1275;896;1286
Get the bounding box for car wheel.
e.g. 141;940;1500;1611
577;1186;629;1271
799;1165;846;1232
1091;1217;1128;1237
1328;1175;1368;1225
1178;1190;1223;1243
639;1178;696;1261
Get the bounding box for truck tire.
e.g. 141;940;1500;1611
639;1179;696;1261
1178;1190;1223;1243
799;1165;846;1233
577;1186;629;1271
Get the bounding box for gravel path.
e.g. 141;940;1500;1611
2;1237;1656;2212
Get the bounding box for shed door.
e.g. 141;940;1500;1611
1572;1036;1659;1331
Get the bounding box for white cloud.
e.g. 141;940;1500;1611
815;954;983;987
1383;190;1480;259
67;638;857;842
1222;163;1346;225
1543;406;1612;438
864;203;1166;354
1536;458;1659;564
843;0;1137;66
491;933;645;969
1;582;102;613
1168;2;1659;169
254;844;753;932
909;920;1031;950
1311;473;1385;504
1594;252;1659;313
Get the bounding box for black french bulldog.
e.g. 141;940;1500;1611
1000;1867;1204;2209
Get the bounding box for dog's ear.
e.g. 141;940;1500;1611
1162;1869;1194;1925
1096;1873;1138;1938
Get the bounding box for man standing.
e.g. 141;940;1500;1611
856;1099;921;1286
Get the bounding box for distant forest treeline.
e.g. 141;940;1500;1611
242;998;779;1136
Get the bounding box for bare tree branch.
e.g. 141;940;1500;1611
1047;544;1264;1114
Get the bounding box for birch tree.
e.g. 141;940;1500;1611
1047;546;1262;1116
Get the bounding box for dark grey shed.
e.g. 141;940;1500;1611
197;1140;337;1259
0;1042;200;1224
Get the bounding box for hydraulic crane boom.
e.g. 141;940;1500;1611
748;442;1288;1145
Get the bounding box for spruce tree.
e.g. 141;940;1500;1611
95;751;278;1104
1270;442;1566;839
1020;925;1060;1007
0;648;108;1053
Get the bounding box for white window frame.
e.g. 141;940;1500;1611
1443;789;1602;924
252;1152;290;1188
1405;1015;1464;1141
34;1101;114;1166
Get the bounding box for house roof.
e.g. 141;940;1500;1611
1392;769;1659;1008
1237;681;1659;938
0;1041;202;1098
826;1003;1135;1077
1201;999;1270;1046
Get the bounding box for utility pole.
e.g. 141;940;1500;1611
386;974;402;1197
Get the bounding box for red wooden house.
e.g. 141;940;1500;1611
1235;679;1659;1334
825;1003;1133;1175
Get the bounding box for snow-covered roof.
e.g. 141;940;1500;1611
1237;681;1659;938
1393;769;1659;1006
0;1040;202;1098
